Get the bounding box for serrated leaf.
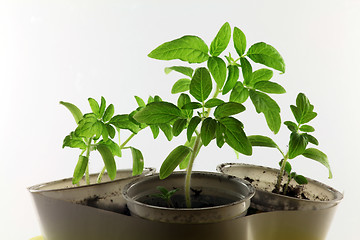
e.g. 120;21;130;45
240;57;252;85
204;98;225;108
88;98;100;116
60;101;83;124
171;78;191;94
214;102;246;119
148;35;209;64
190;67;213;102
288;132;308;159
160;145;192;179
207;56;227;88
210;22;231;57
103;104;115;122
97;144;116;180
233;27;246;57
300;125;315;132
134;96;146;107
247;42;285;73
248;135;278;148
165;66;194;78
219;117;252;155
302;148;332;178
284;121;298;132
254;81;286;94
200;118;217;146
159;123;173;141
248;68;273;87
130;147;144;176
109;114;140;134
230;82;249;104
72;155;89;184
222;65;239;95
133;102;182;125
187;116;201;142
173;119;187;137
181;102;203;110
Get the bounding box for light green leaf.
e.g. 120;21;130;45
190;67;213;102
109;114;140;134
254;81;286;94
72;155;89;184
222;65;239;95
248;135;278;148
165;66;194;78
288;132;308;159
134;96;146;107
204;98;225;108
302;148;332;178
148;35;209;64
103;104;115;122
171;78;191;94
214;102;246;119
133;102;182;125
88;98;100;116
300;125;315;132
187;116;201;142
97;144;116;180
75;114;103;138
150;125;160;139
200;117;217;146
240;57;252;85
294;175;308;185
160;145;192;179
62;132;87;149
210;22;231;57
233;27;246;57
159;123;173;141
248;68;273;87
131;147;144;176
230;82;249;104
98;139;122;157
247;42;285;73
207;56;227;89
60;101;83;124
99;97;106;118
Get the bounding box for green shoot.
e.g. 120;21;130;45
151;186;180;208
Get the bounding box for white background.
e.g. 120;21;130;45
1;0;359;239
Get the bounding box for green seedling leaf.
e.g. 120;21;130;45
165;66;194;78
219;117;252;155
60;101;83;124
101;122;109;141
303;148;332;178
173;119;187;136
304;133;319;145
247;42;285;73
248;135;278;148
254;81;286;94
150;125;160;139
187;116;201;142
190;67;213;102
177;93;193;119
109;114;140;134
75;114;103;138
284;121;298;132
248;68;273;87
179;136;197;169
154;95;162;102
62;132;87;149
292;93;317;124
301;112;318;124
240;57;252;85
233;27;246;57
148;35;209;64
97;144;116;180
294;175;308;185
288;132;308;159
300;125;315;132
207;56;227;89
160;145;192;179
230;82;249;104
204;98;225;108
171;78;191;94
98;139;122;157
216;121;226;148
296;93;310;114
133;102;182;125
103;104;115;122
214;102;246;119
223;65;239;95
210;22;231;57
159;123;173;141
99;97;106;118
134;96;146;107
131;147;144;176
88;98;100;117
279;159;292;175
181;102;203;110
200;118;217;146
249;90;281;134
72;155;89;184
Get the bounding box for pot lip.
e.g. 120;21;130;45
122;171;255;211
217;163;344;204
28;167;156;193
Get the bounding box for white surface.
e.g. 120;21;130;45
1;0;359;239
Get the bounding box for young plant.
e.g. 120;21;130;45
248;93;332;194
61;97;146;185
151;186;179;208
133;22;286;207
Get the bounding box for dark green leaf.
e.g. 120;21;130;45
210;22;231;56
200;118;217;146
134;96;146;107
248;135;278;148
103;104;115;122
214;102;246;119
248;68;273;87
159;123;173;141
171;78;191;94
219;117;252;155
302;148;332;178
160;145;192;179
230;82;249;104
284;121;298;132
88;98;100;116
254;81;286;94
99;97;106;118
288;132;308;159
294;175;308;185
150;125;160;139
222;65;239;94
304;134;319;145
187;116;201;142
233;27;246;57
148;35;209;64
204;98;225;108
240;57;252;85
109;114;140;134
216;121;225;148
179;137;196;169
72;155;89;184
247;42;285;73
154;95;162;102
173;119;187;136
290;105;302;124
60;101;83;124
181;102;203;110
165;66;194;78
97;144;116;180
190;67;213;102
207;56;227;88
300;125;315;132
133;102;182;125
131;147;144;176
177;93;193;119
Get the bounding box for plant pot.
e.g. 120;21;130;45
28;168;156;214
122;171;255;224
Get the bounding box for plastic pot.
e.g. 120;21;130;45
122;171;255;224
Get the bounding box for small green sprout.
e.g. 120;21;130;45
151;186;180;208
